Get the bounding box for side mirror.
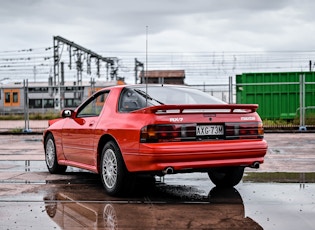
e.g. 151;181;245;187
61;109;75;118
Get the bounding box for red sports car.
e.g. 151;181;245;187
43;84;267;196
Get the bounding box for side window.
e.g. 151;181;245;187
77;91;109;117
119;88;143;112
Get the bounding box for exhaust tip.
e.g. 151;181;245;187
162;167;174;175
251;162;260;169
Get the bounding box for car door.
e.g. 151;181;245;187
62;90;109;166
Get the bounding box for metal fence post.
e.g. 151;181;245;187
23;79;30;132
299;74;307;131
229;76;233;104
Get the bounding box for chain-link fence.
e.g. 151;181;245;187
1;77;314;133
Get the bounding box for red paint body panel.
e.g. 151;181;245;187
124;139;267;172
43;85;268;175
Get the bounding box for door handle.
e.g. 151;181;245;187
89;121;95;127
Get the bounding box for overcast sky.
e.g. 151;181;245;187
1;0;315;52
1;0;315;84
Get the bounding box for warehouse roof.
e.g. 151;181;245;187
140;70;185;78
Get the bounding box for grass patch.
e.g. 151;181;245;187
263;113;315;128
0;112;60;120
9;128;24;133
244;172;315;183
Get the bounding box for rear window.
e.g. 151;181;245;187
119;85;224;112
136;86;224;104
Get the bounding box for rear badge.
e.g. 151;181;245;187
241;117;255;121
170;117;183;122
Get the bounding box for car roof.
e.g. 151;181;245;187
100;84;192;91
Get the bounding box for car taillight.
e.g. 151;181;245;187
141;122;264;143
140;124;196;143
225;122;264;139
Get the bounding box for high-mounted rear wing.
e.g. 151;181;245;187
134;104;258;114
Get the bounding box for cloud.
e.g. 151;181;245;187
1;0;315;52
1;0;315;84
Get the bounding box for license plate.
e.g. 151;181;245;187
196;125;224;136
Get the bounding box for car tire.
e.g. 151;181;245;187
44;194;57;218
100;141;134;196
208;166;244;187
45;133;67;174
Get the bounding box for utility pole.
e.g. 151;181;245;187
33;66;36;82
134;58;144;84
90;77;96;95
60;62;65;109
52;36;119;109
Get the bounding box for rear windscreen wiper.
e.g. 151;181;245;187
134;89;164;105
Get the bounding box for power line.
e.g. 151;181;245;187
1;47;315;84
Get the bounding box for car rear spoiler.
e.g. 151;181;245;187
134;104;258;114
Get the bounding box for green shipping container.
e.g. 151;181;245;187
236;72;315;120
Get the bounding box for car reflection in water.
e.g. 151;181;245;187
44;186;262;230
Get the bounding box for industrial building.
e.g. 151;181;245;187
0;79;124;114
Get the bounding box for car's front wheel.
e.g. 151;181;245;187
100;141;134;196
208;166;244;187
45;133;67;174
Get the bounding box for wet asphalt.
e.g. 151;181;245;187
0;133;314;229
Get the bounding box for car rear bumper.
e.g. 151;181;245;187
123;139;268;173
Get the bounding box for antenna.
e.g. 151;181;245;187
145;25;148;106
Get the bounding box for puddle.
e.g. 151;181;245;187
24;138;42;142
0;160;92;173
41;187;261;230
0;160;46;172
0;179;47;185
1;183;315;230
